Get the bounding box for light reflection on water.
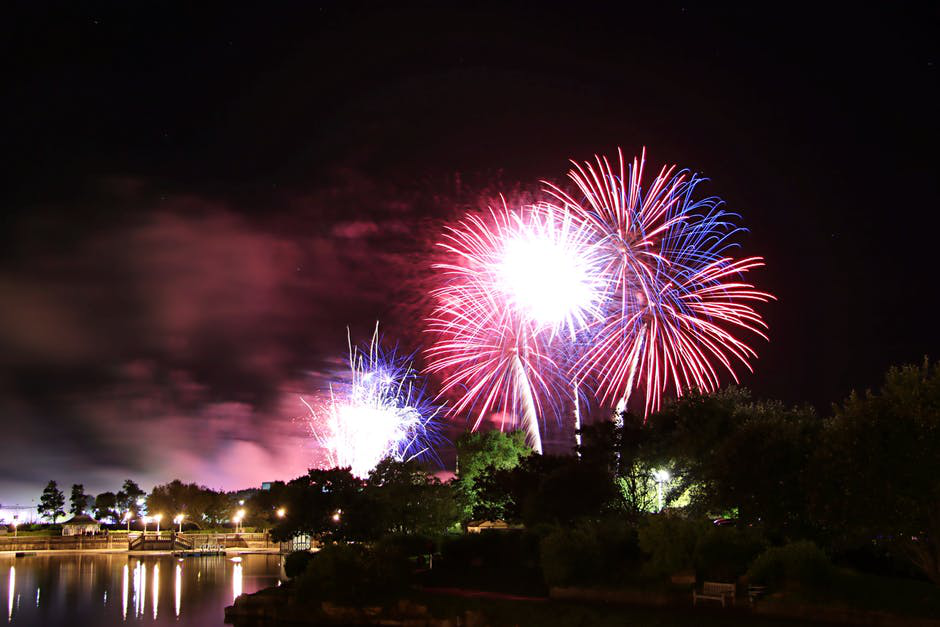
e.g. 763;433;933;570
0;553;280;627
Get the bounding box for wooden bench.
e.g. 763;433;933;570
693;581;736;607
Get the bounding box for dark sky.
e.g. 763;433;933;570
1;3;937;505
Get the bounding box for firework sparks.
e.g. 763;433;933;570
303;325;444;478
426;201;606;452
546;148;774;415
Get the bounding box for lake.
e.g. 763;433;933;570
0;552;282;626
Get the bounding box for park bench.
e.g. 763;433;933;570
693;581;736;607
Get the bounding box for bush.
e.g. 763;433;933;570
283;550;316;578
297;543;410;605
540;525;602;587
376;533;438;558
694;527;766;581
638;515;710;576
540;519;641;587
433;530;545;595
747;541;834;590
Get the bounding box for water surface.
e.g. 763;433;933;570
0;552;281;626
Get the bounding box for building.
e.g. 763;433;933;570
61;514;101;536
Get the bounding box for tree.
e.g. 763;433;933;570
38;481;66;522
69;484;89;516
269;467;363;543
363;458;460;536
94;492;120;522
144;480;236;527
455;429;530;518
116;479;146;514
811;359;940;584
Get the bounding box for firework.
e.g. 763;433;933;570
426;201;606;452
545;148;774;415
302;325;444;478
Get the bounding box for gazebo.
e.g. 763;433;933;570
62;514;101;536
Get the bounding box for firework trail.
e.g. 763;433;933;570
302;324;444;478
426;201;606;453
545;148;774;416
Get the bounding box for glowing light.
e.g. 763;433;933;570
276;507;286;519
122;564;128;620
652;469;672;512
427;202;606;452
303;324;444;478
545;148;773;415
174;564;181;618
232;562;242;602
8;566;14;622
331;509;341;523
152;562;159;620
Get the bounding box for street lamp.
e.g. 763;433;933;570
123;511;133;532
142;515;151;534
11;518;18;538
232;509;245;533
652;469;671;512
173;514;184;533
154;513;163;534
331;509;341;523
275;507;286;519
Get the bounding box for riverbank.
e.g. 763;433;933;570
0;531;277;553
226;580;940;627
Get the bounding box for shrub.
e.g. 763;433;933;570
434;530;545;595
540;526;602;586
297;543;410;605
694;527;766;581
540;519;641;587
747;541;834;590
376;533;438;558
283;550;316;578
638;515;710;576
441;530;540;571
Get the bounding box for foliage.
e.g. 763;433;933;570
469;454;619;526
433;530;545;595
363;458;460;536
296;543;410;605
810;359;940;584
539;518;641;586
93;492;119;522
116;479;146;515
283;550;316;578
747;541;834;590
69;484;88;516
269;467;362;543
693;526;766;581
455;430;530;519
637;514;710;576
38;481;65;522
146;479;233;526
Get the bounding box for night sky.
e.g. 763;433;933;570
2;3;937;504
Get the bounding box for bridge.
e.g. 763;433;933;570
128;532;193;552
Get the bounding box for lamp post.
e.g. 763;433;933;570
276;507;286;519
652;469;671;512
142;515;151;535
123;511;132;532
154;513;163;535
174;514;184;533
232;510;245;534
12;518;17;538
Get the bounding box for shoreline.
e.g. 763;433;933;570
0;547;282;556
